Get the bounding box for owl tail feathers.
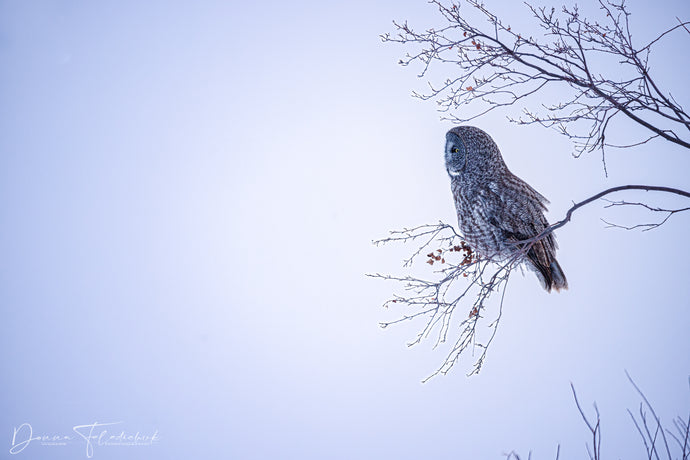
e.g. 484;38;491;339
529;257;568;293
548;260;568;292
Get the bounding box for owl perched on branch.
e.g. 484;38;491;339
444;126;567;292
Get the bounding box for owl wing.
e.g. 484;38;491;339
481;179;561;290
482;179;550;242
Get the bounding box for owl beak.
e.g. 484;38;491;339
447;167;462;177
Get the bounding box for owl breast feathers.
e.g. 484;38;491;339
444;126;567;292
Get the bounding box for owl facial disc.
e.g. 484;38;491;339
445;131;466;177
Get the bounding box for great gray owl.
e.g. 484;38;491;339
444;126;567;292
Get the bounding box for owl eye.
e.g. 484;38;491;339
451;147;459;153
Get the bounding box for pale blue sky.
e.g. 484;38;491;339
1;1;689;459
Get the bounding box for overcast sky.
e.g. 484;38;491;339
2;1;689;459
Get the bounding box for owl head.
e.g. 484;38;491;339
444;126;507;178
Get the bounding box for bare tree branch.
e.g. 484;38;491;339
571;383;601;460
381;0;690;165
509;377;690;459
372;185;689;378
626;370;674;460
520;185;690;246
371;223;514;378
601;200;690;231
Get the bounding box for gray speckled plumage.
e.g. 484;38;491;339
444;126;567;292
